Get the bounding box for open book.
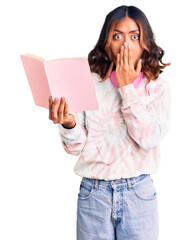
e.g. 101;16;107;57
20;53;99;113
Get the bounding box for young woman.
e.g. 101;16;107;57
49;5;171;240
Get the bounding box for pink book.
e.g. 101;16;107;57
20;53;99;112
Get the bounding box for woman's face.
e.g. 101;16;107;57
110;16;144;68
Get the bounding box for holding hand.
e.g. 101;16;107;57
48;96;76;128
115;42;142;88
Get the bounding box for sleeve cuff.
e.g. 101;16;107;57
118;84;139;107
58;122;81;137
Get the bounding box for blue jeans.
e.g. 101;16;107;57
76;174;159;240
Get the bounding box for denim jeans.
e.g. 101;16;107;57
76;174;159;240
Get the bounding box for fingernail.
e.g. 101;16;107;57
61;97;64;101
128;45;131;48
124;42;127;46
49;96;52;100
54;98;58;102
121;45;124;49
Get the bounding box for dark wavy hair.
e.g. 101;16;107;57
88;5;170;83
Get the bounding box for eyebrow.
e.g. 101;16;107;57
114;29;140;34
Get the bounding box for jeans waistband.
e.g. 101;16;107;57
81;174;150;190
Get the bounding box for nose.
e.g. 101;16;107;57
124;36;130;45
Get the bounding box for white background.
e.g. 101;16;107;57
0;0;191;239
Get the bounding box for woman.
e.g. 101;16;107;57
49;5;171;240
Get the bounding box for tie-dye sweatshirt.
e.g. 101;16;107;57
58;72;171;180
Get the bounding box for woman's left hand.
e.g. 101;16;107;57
115;42;142;88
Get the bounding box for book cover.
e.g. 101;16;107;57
20;53;99;113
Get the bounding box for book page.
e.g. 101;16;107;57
20;54;51;109
44;58;99;113
25;53;45;62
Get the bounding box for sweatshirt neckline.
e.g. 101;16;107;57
109;71;143;88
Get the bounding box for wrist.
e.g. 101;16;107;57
61;121;76;129
119;82;132;88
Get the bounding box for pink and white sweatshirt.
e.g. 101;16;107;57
58;72;171;180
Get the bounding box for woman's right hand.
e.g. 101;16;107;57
48;96;76;127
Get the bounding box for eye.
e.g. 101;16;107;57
113;34;123;40
131;35;140;40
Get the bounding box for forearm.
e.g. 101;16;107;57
58;111;88;155
122;109;169;150
119;82;171;150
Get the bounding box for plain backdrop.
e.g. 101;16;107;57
0;0;191;239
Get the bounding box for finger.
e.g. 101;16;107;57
58;97;65;122
64;100;69;116
120;45;124;67
128;45;134;68
48;96;53;119
116;53;120;68
123;42;128;67
136;59;142;74
51;97;59;122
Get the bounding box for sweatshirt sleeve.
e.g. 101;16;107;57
118;80;171;151
58;111;87;156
